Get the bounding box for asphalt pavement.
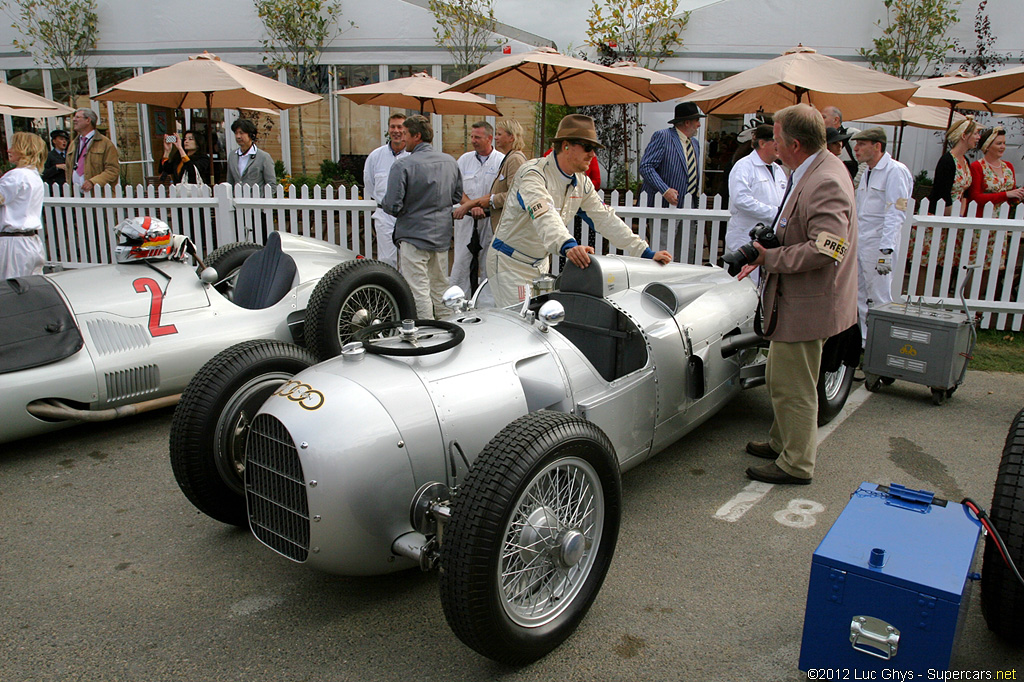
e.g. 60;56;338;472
2;370;1022;682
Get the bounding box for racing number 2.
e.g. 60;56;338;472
133;277;179;337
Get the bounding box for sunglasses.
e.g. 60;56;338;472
571;140;598;154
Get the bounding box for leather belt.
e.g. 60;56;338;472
0;231;37;237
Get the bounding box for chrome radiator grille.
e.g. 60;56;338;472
245;414;310;562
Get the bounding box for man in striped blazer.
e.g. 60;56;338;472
639;102;705;261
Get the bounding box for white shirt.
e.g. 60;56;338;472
856;152;913;253
363;142;410;220
236;144;259;177
457;148;505;203
727;149;787;250
0;166;45;232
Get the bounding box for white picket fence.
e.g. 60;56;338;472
40;184;1024;329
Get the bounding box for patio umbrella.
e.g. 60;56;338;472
939;64;1024;106
909;73;1024;131
93;52;322;184
606;61;701;101
679;46;917;120
858;103;967;159
443;47;657;144
0;81;74;117
335;72;501;116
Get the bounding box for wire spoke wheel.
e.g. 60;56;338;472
337;283;400;340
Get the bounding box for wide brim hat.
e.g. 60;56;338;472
826;127;852;145
551;114;605;149
668;101;705;124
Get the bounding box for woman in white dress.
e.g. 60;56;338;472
0;132;47;279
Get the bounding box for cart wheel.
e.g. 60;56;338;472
931;388;947;406
980;407;1024;643
864;374;883;392
946;386;957;398
169;340;317;526
881;377;895;386
439;411;621;665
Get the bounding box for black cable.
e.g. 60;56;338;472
962;497;1024;590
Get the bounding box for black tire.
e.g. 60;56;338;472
203;241;261;300
980;407;1024;642
931;388;947;406
169;339;317;526
304;259;416;361
817;363;855;426
865;374;883;393
439;411;621;665
881;377;896;386
353;319;465;356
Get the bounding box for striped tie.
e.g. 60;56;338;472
683;138;698;197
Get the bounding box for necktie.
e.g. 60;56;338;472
766;163;775;179
75;137;90;175
683;139;698;196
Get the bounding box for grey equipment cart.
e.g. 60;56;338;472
862;270;978;406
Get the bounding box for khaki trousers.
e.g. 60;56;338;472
765;338;824;479
399;242;450;320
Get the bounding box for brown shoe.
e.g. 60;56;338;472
745;441;781;459
746;462;812;485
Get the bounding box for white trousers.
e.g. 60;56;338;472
486;246;549;309
372;213;398;269
857;256;893;343
399;242;450;320
0;233;45;279
449;215;492;296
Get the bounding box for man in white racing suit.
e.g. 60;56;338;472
486;114;671;308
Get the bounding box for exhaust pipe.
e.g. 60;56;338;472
27;394;181;422
721;332;764;358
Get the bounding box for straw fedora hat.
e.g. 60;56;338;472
551;114;605;149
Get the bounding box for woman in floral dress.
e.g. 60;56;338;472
967;126;1024;269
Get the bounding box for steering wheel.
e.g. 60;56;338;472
352;319;465;356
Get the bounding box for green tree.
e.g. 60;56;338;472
428;0;504;80
859;0;961;80
255;0;352;175
586;0;689;188
2;0;98;107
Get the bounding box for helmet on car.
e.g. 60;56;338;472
113;216;173;263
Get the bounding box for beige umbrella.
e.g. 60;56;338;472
444;47;657;141
680;46;917;120
335;72;501;116
93;52;322;183
939;64;1024;106
607;61;702;100
0;81;74;117
858;103;967;159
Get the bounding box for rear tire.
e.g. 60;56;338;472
169;340;316;526
817;363;854;426
304;259;416;361
980;407;1024;642
439;411;621;664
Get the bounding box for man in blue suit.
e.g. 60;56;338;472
639;101;705;261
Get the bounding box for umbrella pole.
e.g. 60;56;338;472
539;65;548;157
943;105;955;153
205;92;215;187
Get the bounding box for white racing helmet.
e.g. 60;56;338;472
114;216;173;263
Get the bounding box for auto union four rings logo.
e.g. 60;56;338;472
273;380;325;410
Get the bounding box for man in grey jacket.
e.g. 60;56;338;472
383;114;463;320
227;118;276;189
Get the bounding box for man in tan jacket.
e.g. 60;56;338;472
66;108;120;192
737;103;858;485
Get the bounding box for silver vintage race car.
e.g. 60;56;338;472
1;219;414;444
170;254;859;664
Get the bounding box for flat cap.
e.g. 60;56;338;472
851;127;887;144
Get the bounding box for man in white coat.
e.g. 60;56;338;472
451;121;503;295
726;124;787;282
851;127;913;343
363;113;410;268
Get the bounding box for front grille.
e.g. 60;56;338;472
245;414;310;562
104;364;160;401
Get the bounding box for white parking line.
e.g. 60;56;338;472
713;384;873;522
715;481;774;522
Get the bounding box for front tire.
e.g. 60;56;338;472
980;407;1024;642
439;411;621;665
169;340;317;526
817;363;855;426
304;259;416;361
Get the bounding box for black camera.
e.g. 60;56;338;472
723;223;781;274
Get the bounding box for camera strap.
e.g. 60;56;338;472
754;277;777;338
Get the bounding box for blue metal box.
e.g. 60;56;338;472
798;483;982;675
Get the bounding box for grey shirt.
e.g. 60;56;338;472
382;142;462;252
